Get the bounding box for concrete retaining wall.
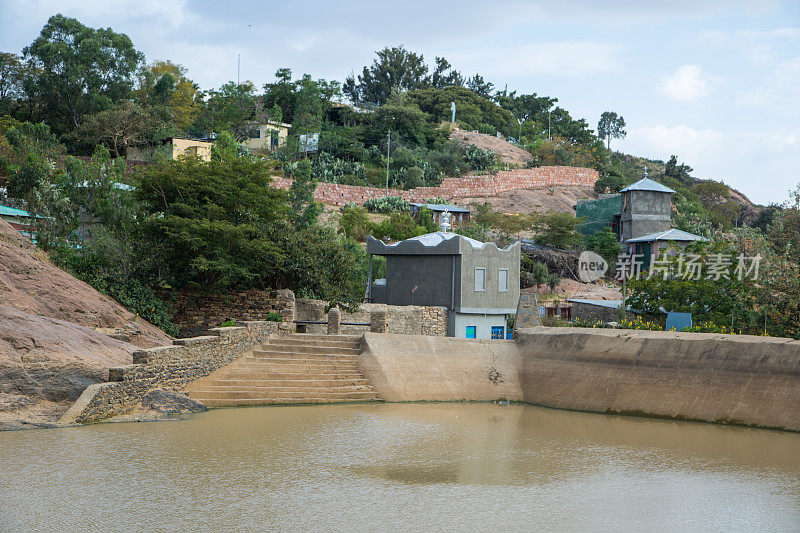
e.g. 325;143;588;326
59;321;281;424
358;327;800;431
517;327;800;431
359;333;522;402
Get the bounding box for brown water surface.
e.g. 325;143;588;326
1;403;799;532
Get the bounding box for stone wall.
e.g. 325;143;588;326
271;166;598;206
570;301;634;322
295;298;448;336
59;321;281;424
164;289;295;337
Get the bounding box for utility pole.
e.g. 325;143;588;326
385;130;391;197
517;117;522;142
548;110;551;140
237;54;240;85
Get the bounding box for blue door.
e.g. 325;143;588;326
491;326;504;340
466;326;476;339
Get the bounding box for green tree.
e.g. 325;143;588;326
372;212;425;242
664;155;694;185
431;57;464;89
135;60;200;132
74;101;155;157
198;81;257;140
585;227;621;270
338;205;372;241
22;14;144;134
597;111;626;150
693;180;730;224
136;156;288;289
417;206;438;233
466;73;494;99
286;159;323;229
0;52;37;116
532;212;584;248
344;46;430;105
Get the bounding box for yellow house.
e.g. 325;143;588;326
127;137;214;162
240;121;291;152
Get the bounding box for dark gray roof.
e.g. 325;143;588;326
409;203;471;213
619;178;675;194
627;228;707;243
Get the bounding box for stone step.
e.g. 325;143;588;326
258;344;361;354
252;348;360;358
195;383;375;393
189;389;379;400
271;334;361;344
192;397;381;407
206;378;371;387
221;369;363;379
237;359;359;370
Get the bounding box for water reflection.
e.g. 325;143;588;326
1;403;798;532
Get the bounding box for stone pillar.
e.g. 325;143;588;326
327;308;341;335
370;310;388;333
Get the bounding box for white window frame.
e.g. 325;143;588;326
498;268;509;292
474;267;486;292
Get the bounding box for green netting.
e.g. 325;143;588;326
576;195;621;236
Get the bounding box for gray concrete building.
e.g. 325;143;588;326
366;232;520;339
619;177;675;244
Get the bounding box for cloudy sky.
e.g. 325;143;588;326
1;0;798;204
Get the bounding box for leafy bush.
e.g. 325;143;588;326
309;151;366;184
338;205;372;241
363;196;409;213
265;312;283;322
372;213;425;242
464;144;496;171
51;232;178;336
584;227;621;269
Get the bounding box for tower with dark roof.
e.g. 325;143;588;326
619;177;676;243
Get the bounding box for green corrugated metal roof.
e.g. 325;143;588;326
0;204;30;217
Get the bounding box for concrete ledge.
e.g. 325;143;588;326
57;383;114;425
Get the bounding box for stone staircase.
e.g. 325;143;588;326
186;334;380;407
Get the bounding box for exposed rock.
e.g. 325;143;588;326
0;305;137;428
449;130;534;166
140;389;208;415
0;219;171;348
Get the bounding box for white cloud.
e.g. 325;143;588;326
448;41;625;78
619;124;800;204
7;0;191;31
659;65;714;102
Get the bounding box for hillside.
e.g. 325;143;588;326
460;185;597;215
450;130;534;166
0;219;172;428
0;219;171;347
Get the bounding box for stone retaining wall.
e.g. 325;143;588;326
60;321;281;424
163;289;295;337
295;298;448;336
271;166;598;206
